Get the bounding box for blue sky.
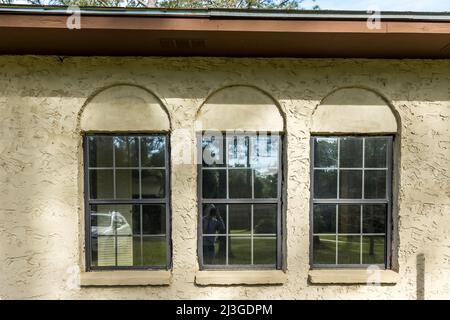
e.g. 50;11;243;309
305;0;450;11
8;0;450;12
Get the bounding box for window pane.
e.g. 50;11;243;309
88;136;113;167
364;170;386;199
200;133;281;268
229;204;251;234
311;135;391;267
313;235;336;264
254;204;277;234
314;138;338;168
362;236;385;264
338;204;361;234
94;236;115;267
117;236;134;266
339;170;362;199
254;168;278;198
131;207;141;235
116;169;140;199
253;237;276;265
142;236;167;266
228;237;251;264
89;169;114;199
132;236;142;266
314;169;337;199
228;135;250;167
141;136;165;167
90;204;135;236
202;204;226;235
338;235;361;264
313;204;336;234
229;169;252;198
87;134;169;269
340;137;363;168
363;205;386;234
142;205;166;235
114;136;139;167
251;135;279;169
202;169;226;198
203;235;226;265
202;135;225;167
141;169;165;198
365;138;387;168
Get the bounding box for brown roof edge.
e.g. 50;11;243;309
1;5;450;21
0;6;450;58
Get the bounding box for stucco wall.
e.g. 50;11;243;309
0;56;449;299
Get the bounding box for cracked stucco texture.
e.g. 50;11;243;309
0;56;449;300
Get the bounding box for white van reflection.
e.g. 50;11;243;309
91;211;132;236
91;211;133;266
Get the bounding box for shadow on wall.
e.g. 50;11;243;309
417;253;425;300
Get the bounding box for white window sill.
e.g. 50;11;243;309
308;269;399;285
195;270;287;286
80;270;171;287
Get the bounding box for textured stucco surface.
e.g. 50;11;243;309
0;56;449;299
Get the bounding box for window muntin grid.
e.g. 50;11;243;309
311;136;392;268
199;132;282;269
84;134;170;270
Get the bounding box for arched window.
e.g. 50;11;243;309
310;88;398;268
80;85;171;271
196;85;285;270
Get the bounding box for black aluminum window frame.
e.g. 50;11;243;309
83;133;171;271
309;135;393;269
197;131;284;270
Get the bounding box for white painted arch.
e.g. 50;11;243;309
312;87;398;134
196;85;284;132
80;84;170;132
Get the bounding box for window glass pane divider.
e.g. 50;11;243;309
312;264;385;269
88;199;166;204
226;204;229;265
138;137;142;200
314;167;388;171
251;204;254;265
335;204;338;264
313;233;385;236
113;138;116;199
204;233;276;237
362;138;365;200
200;265;277;270
360;204;363;264
140;204;143;266
202;199;278;204
203;166;282;170
88;167;166;170
110;234;167;237
251;168;255;199
313;199;388;204
226;135;230;199
114;213;118;266
90;265;167;271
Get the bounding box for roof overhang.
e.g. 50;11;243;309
1;5;450;58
